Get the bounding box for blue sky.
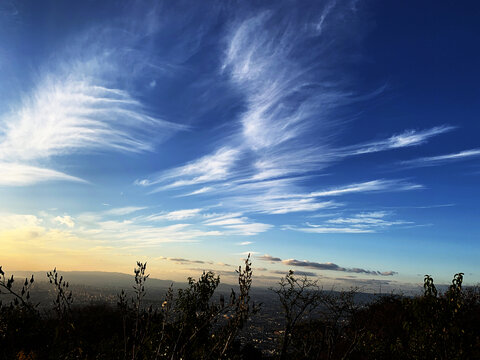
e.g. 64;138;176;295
0;0;479;290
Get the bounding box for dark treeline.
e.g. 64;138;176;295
1;256;479;360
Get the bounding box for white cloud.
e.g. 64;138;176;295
401;149;480;167
251;148;333;181
125;4;447;238
145;208;203;221
355;211;388;218
0;78;178;162
104;206;147;216
0;19;186;186
80;219;223;245
180;186;213;196
284;225;373;234
315;0;337;35
54;215;75;228
222;9;342;176
339;126;454;156
285;210;412;234
134;5;440;228
325;211;411;227
237;241;253;246
202;212;244;222
136;147;241;190
310;179;423;197
0;162;86;186
223;179;421;215
205;217;247;226
254;198;337;215
0;214;43;230
204;213;272;235
222;222;272;236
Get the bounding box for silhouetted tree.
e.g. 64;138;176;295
272;270;323;360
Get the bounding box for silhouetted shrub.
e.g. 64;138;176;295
1;262;479;359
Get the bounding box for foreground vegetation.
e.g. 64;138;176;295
0;257;479;360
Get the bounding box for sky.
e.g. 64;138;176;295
0;0;479;291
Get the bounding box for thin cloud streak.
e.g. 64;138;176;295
271;270;318;277
310;179;423;197
284;210;412;234
338;126;455;156
179;187;213;197
258;253;397;276
0;162;87;186
157;256;213;265
104;207;147;216
237;241;253;246
284;224;373;234
203;213;272;235
144;208;203;221
400;149;480;167
323;211;413;230
222;179;421;215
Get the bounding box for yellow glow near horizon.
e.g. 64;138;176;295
0;224;243;285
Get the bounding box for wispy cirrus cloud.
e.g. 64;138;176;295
80;220;222;246
133;4;444;221
155;177;421;217
219;9;346;185
0;162;86;186
0;79;179;162
222;10;343;153
144;208;203;221
0;76;184;185
135;3;359;200
122;2;458;247
136;147;241;191
203;213;272;235
247;197;337;215
221;179;421;215
0;14;186;187
400;149;480;168
179;187;213;197
220;222;272;236
309;179;423;197
104;207;147;216
285;210;412;234
325;211;411;228
284;224;373;234
338;126;454;156
84;207;271;239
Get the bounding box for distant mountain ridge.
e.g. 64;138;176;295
9;270;175;289
8;270;255;292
